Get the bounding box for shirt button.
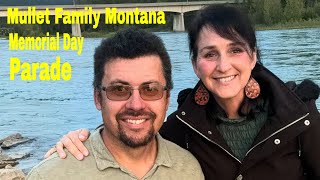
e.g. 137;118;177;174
304;120;310;126
274;139;281;145
208;130;212;135
236;174;243;180
181;111;186;115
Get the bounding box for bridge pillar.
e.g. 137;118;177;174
71;24;82;37
173;13;185;32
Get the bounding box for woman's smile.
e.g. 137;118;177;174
214;75;237;83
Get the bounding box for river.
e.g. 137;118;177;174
0;28;319;173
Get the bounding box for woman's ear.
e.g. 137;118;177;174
192;60;201;78
251;50;258;70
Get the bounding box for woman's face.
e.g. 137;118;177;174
193;27;256;103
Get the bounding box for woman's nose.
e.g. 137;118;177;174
216;56;232;72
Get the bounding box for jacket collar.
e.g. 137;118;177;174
249;64;309;143
253;64;309;122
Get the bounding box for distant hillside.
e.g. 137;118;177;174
0;0;74;6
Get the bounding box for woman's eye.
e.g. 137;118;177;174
204;52;218;58
230;48;244;54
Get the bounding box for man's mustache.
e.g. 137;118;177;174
116;110;156;120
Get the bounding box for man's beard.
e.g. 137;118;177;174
118;126;154;148
116;109;157;148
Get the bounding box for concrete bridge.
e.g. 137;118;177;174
0;1;242;36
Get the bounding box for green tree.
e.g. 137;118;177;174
263;0;283;24
315;2;320;17
304;0;317;7
303;7;317;19
283;0;304;21
250;0;265;24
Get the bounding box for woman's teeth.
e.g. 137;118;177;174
218;75;235;82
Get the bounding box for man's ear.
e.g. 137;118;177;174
94;90;102;110
165;91;171;111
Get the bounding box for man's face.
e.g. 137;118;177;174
95;55;170;148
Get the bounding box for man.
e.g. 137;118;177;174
27;29;204;180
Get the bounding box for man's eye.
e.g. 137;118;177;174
144;86;158;92
142;84;160;95
113;86;127;92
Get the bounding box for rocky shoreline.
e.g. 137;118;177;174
0;133;33;180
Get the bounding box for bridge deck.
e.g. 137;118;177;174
0;1;241;11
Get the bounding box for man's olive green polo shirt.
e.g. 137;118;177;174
27;127;204;180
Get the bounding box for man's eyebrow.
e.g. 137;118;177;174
109;80;130;85
141;81;160;85
108;80;161;86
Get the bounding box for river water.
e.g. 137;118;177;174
0;28;319;173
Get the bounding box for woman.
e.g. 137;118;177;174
47;4;320;179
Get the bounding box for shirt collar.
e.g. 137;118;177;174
154;133;173;168
90;126;172;171
90;127;119;171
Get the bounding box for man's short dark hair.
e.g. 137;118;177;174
93;28;173;91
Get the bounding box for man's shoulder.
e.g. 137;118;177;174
27;141;95;179
160;136;199;165
158;136;204;179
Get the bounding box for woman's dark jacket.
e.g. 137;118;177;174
160;64;320;180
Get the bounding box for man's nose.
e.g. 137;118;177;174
125;90;146;110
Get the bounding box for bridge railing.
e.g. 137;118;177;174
0;0;243;10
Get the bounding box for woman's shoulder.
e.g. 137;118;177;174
285;79;320;103
286;79;320;126
286;79;320;114
177;88;193;108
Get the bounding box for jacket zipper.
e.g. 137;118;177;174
177;112;309;164
176;115;242;164
245;113;309;156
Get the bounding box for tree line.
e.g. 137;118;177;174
244;0;320;25
0;0;319;36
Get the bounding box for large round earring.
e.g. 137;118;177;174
245;77;260;99
195;83;209;105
